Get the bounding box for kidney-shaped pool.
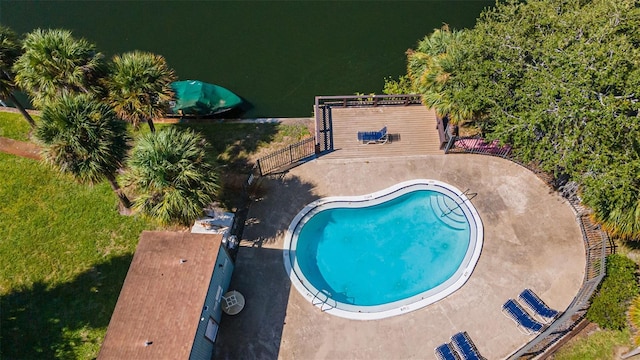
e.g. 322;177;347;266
283;179;483;320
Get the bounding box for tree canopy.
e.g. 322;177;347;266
104;51;176;132
124;127;219;226
0;25;21;98
0;24;36;127
12;29;105;109
396;0;640;239
36;94;132;209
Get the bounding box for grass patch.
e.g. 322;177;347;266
0;153;158;359
0;111;37;141
270;123;311;144
552;328;631;360
176;122;279;168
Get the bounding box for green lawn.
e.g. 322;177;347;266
0;111;310;359
175;121;310;169
0;153;158;359
552;328;632;360
0;111;37;141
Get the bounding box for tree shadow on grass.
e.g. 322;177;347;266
175;122;279;170
174;122;281;210
1;254;133;360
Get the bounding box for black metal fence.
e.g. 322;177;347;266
315;94;422;108
444;132;614;359
445;136;513;158
507;196;612;359
255;137;316;176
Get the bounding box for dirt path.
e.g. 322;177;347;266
0;136;41;160
0;107;42;160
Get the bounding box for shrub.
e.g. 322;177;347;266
587;254;639;330
628;296;640;345
382;75;413;95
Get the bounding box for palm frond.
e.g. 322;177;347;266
105;51;176;129
12;29;104;109
125;127;219;226
35;94;130;185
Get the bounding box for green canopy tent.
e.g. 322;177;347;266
170;80;242;116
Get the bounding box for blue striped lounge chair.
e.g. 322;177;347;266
357;126;388;144
451;332;483;360
502;299;544;335
519;288;559;322
435;342;460;360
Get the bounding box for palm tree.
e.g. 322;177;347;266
581;161;640;240
0;25;36;128
626;296;640;357
125;127;219;225
595;195;640;240
104;51;176;133
35;94;132;211
407;25;461;90
406;25;473;124
12;29;105;109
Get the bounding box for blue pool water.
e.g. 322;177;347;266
294;190;470;307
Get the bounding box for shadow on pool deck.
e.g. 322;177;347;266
214;248;290;360
215;175;319;360
215;154;585;360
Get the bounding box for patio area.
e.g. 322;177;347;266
215;154;585;360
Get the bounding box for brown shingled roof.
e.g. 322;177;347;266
99;231;223;360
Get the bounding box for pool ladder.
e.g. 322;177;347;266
440;189;477;218
312;291;338;312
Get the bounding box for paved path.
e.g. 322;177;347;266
215;155;585;360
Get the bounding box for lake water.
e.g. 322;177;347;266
0;1;493;117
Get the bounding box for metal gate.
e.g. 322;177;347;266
317;105;333;153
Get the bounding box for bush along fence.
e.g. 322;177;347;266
444;128;614;359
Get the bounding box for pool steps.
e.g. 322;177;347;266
431;195;468;230
312;291;337;312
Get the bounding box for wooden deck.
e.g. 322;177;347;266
317;105;443;160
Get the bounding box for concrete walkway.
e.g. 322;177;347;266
215;154;585;360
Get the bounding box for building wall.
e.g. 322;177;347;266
189;246;235;360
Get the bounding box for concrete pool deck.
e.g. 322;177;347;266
215;154;586;360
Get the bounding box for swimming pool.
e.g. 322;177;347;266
283;179;483;320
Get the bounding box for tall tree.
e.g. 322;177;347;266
35;94;131;211
104;51;176;133
125;127;219;225
460;0;640;172
0;24;36;127
401;0;640;239
405;25;475;124
12;29;105;109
